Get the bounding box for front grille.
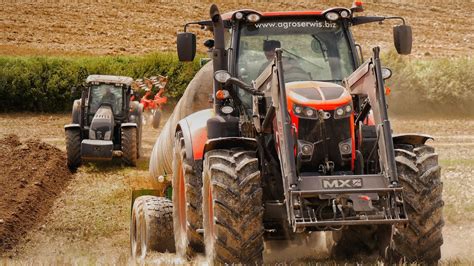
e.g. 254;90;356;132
298;114;352;172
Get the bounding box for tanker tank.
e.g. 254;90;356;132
149;62;213;179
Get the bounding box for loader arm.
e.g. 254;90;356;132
343;47;399;185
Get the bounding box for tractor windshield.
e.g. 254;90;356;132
237;18;355;84
88;84;124;116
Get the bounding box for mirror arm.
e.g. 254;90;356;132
225;78;263;96
352;16;406;26
183;20;212;32
384;16;406;25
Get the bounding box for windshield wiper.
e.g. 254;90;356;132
311;35;329;62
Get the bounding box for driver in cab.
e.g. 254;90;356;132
259;40;310;82
101;87;116;106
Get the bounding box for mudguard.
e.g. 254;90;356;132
121;122;138;128
393;133;434;146
64;123;80;130
204;137;258;155
176;109;215;161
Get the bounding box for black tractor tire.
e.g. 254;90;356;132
202;149;264;264
137;115;143;159
152;110;162;129
65;128;81;170
122;127;138;166
129;101;143;159
330;224;392;261
130;196;175;259
172;132;204;258
393;144;444;263
72;99;81;124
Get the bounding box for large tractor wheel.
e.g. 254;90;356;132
393;144;443;263
65;128;81;170
202;149;264;264
122;127;138;166
131;196;175;259
172;132;204;258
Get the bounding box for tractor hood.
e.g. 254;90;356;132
286;81;352;110
89;105;114;140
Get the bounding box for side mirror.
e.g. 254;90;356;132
393;25;412;55
177;32;196;62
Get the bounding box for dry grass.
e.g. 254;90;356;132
0;114;472;263
1;1;472;58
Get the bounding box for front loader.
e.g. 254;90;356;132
131;2;443;263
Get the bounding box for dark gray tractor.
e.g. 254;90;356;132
65;75;143;169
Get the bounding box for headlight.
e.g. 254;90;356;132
89;129;96;140
334;104;353;119
305;108;314;117
221;106;234;114
247;13;261;23
294;106;302;114
293;104;318;119
234;12;244;20
325;11;340;21
340;10;351;18
214;70;231;83
104;131;111;140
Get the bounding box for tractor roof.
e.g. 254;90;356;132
86;75;134;86
221;9;331;21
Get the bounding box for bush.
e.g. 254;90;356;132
0;53;201;112
383;52;473;117
0;52;471;116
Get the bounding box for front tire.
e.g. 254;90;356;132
122;127;138;166
65;128;81;170
172;132;204;258
130;196;175;259
202;149;264;264
393;144;444;263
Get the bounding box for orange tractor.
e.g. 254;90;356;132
131;2;443;264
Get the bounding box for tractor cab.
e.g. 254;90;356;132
85;75;133;123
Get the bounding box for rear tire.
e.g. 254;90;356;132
393;144;444;263
130;196;175;259
122;127;138;166
172;132;204;258
65;128;81;170
202;149;264;264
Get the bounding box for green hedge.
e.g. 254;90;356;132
383;52;473;117
0;53;201;112
0;52;472;116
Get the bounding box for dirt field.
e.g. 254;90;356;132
0;113;472;264
0;134;72;253
1;0;472;58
